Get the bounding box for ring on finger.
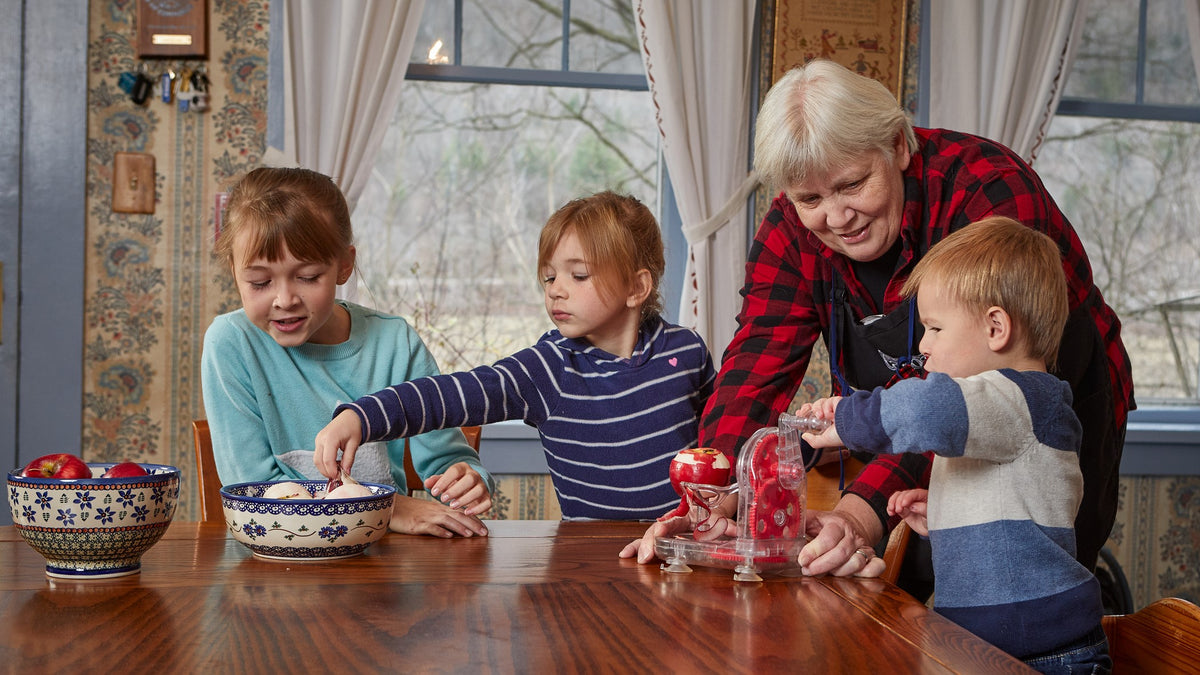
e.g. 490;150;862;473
854;548;871;562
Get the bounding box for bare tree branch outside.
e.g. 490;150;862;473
351;0;657;372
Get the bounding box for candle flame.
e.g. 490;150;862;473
427;39;448;64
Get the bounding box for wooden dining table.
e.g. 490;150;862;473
0;520;1031;673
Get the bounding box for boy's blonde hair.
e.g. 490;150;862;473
537;191;664;321
901;216;1069;368
754;59;918;193
215;167;353;269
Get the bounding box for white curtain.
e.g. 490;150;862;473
928;0;1091;162
634;1;759;359
1188;1;1200;86
276;0;425;211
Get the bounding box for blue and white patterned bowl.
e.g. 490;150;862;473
220;480;395;561
6;463;181;579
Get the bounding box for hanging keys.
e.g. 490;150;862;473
125;64;153;105
160;69;176;104
187;67;210;112
177;68;191;112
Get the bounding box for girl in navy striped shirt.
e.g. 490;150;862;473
314;192;716;520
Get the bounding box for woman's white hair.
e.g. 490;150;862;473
754;59;917;192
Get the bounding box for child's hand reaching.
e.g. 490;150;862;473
796;397;844;449
426;461;493;516
313;409;363;479
887;488;929;537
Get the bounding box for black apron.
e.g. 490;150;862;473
827;268;935;599
828;269;924;394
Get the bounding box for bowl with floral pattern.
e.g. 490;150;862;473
6;463;181;579
220;480;395;561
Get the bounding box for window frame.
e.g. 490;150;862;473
909;0;1200;475
268;0;684;465
1049;0;1200;474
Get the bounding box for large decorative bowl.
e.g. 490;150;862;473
220;480;395;561
7;463;181;579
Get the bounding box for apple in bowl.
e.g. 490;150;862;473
21;453;93;479
7;462;181;578
101;461;149;478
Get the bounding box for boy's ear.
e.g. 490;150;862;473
625;269;653;309
336;246;357;285
984;305;1013;352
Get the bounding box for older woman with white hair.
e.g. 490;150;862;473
622;59;1133;595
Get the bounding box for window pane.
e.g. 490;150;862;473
1036;116;1200;401
1064;0;1139;102
461;0;562;69
568;1;643;74
352;81;659;371
412;0;455;65
1145;0;1200;105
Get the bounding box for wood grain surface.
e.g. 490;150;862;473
0;521;1031;673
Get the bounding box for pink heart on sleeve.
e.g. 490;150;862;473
669;357;678;366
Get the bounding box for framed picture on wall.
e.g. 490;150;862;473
772;0;910;101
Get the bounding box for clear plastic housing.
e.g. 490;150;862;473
655;413;819;581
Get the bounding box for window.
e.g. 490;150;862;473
351;0;660;371
1036;0;1200;405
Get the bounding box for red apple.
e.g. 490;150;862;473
668;447;732;495
102;461;149;478
22;453;93;479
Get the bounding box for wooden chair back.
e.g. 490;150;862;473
403;426;483;496
191;419;224;523
1102;597;1200;673
807;455;911;586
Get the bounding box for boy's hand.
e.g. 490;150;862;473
313;409;363;479
887;488;929;537
389;494;489;538
797;397;844;449
425;462;493;516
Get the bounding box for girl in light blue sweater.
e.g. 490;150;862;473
201;167;492;537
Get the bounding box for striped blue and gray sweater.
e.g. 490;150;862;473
835;369;1104;659
337;317;716;520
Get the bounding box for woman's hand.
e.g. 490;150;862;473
388;494;489;538
798;496;886;578
313;409;363;479
425;462;492;517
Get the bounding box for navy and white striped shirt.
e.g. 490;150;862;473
338;317;716;520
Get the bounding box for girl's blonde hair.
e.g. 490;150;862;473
215;167;353;269
754;59;918;192
537;192;665;321
901;216;1069;368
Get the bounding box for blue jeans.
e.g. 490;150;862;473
1023;626;1112;675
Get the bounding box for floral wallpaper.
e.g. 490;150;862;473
85;0;264;520
79;0;1195;609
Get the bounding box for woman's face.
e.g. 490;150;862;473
786;139;910;262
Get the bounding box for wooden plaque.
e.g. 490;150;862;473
113;152;156;214
138;0;208;59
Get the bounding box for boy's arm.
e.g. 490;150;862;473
839;371;1048;464
835;375;969;457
